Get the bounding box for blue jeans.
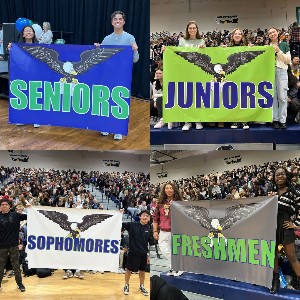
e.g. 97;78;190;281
273;67;288;123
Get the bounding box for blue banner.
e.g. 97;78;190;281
9;44;134;135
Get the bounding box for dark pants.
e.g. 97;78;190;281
287;98;300;123
150;97;162;118
0;247;23;285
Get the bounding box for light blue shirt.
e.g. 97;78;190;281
101;31;139;63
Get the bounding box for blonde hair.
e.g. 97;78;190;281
43;22;51;30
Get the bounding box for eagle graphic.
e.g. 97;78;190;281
38;210;113;238
180;202;264;248
19;45;123;84
175;51;265;84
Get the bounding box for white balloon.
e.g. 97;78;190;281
32;24;43;38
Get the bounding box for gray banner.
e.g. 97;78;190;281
171;196;277;288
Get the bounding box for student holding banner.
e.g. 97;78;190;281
268;27;291;129
270;167;300;293
153;183;183;276
121;210;150;296
227;28;250;130
8;25;40;128
0;198;31;292
159;21;205;131
96;11;139;141
178;21;205;131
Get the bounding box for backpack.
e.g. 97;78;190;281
36;268;52;278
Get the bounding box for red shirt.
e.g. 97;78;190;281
153;200;173;232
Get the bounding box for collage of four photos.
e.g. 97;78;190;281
1;0;300;299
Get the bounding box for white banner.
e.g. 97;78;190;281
27;207;122;271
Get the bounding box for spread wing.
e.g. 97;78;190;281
221;51;265;75
19;45;67;76
77;214;113;232
73;48;123;75
175;52;215;76
38;210;71;231
219;202;264;231
180;206;212;230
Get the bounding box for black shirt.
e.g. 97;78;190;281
122;221;150;255
0;211;27;248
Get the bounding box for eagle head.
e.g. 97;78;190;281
63;62;76;75
214;64;223;74
211;218;220;229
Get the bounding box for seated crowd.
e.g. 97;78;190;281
150;24;300;130
150;157;300;201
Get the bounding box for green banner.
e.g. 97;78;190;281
163;46;275;122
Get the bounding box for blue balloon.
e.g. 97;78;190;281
16;18;31;33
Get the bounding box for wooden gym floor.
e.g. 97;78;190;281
1;270;150;299
0;98;149;150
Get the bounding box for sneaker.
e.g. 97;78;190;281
231;123;238;129
167;122;173;129
150;116;156;126
195;122;203;130
33;124;40;128
113;134;123;140
139;285;149;296
74;271;84;279
154;119;164;129
7;271;14;278
101;132;110;136
123;284;129;295
280;123;287;129
173;271;184;277
118;268;126;274
182;122;192;131
273;121;280;129
16;124;24;126
63;270;73;279
167;269;176;276
242;123;249;130
18;283;26;292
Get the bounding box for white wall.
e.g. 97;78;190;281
0;151;150;174
151;0;298;34
150;150;300;184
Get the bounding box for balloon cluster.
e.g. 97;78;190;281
15;18;43;39
15;18;33;32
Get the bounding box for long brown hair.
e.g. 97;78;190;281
158;182;182;204
229;28;246;46
184;21;201;40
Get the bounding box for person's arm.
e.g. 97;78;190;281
275;43;291;65
131;40;139;63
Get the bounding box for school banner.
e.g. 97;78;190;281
27;207;122;271
9;44;134;135
216;15;238;24
171;196;277;288
163;46;275;122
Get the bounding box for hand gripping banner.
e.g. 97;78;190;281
9;44;133;135
27;207;122;271
171;196;277;288
163;46;275;122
